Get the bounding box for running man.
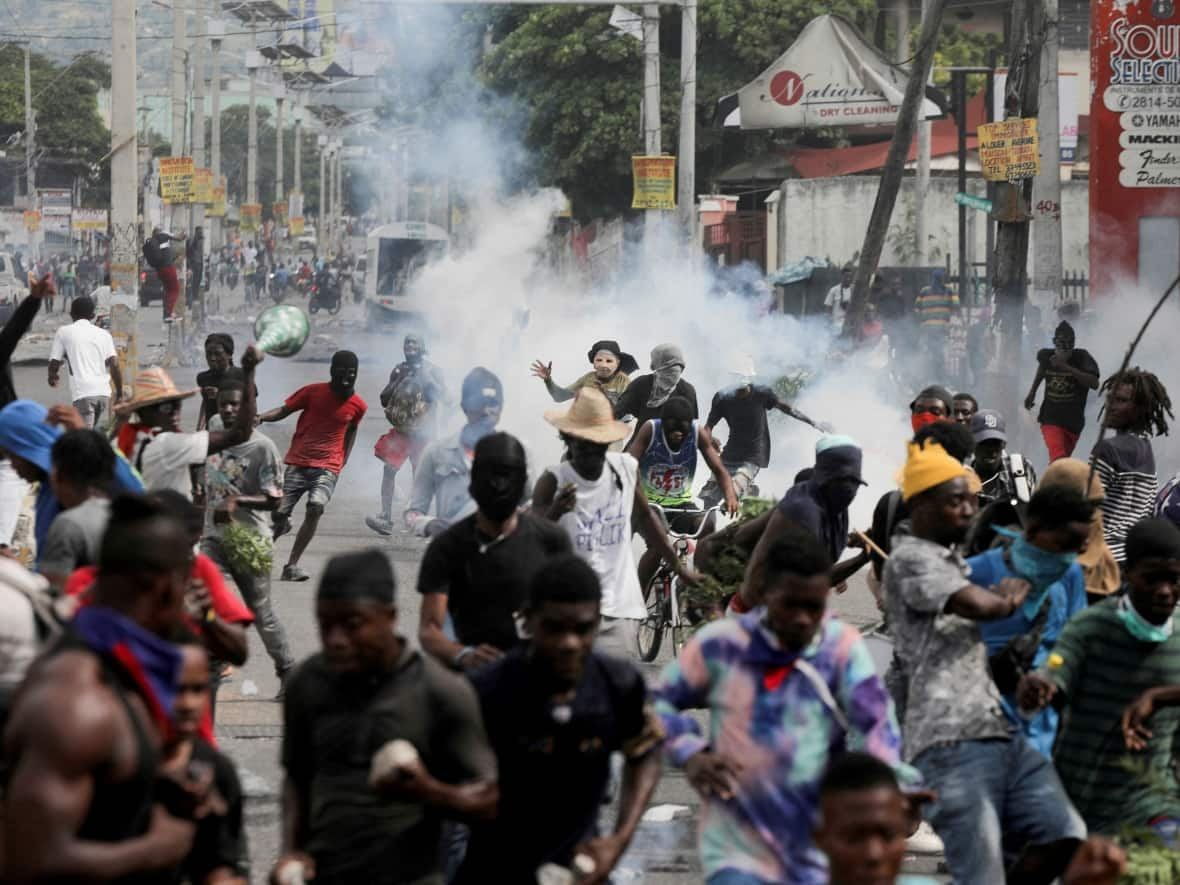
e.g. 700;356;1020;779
260;350;366;582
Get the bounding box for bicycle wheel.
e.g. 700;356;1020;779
636;571;669;662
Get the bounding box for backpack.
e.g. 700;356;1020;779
142;237;163;269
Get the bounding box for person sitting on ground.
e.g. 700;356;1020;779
534;387;698;658
366;334;447;537
38;429;116;595
417;432;570;673
1018;518;1180;838
455;554;663;884
260;350;365;581
117;349;261;501
655;525;915;885
2;495;199;882
1025;320;1100;462
626;396;738;590
405;367;506;539
952;392;979;426
159;632;249;883
1091;367;1172;564
700;355;831;509
273;550;499;885
883;438;1085;885
733;436;870;613
531;339;638;405
47;296;122;430
970;485;1092;757
613;344;698;443
0;400;143;567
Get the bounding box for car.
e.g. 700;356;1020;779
0;253;26;324
139;264;165;306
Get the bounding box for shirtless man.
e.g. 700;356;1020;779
2;494;198;882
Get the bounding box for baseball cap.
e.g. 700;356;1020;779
970;410;1007;444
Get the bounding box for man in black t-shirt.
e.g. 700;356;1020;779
701;369;830;507
1025;321;1100;462
417;432;570;671
455;555;663;884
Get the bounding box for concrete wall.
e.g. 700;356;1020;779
776;175;1089;284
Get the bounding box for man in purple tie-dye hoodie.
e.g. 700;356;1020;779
653;524;916;885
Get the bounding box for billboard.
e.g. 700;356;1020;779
1090;0;1180;299
631;157;676;210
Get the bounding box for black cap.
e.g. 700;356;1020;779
317;550;395;605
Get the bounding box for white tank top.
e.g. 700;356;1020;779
552;452;646;619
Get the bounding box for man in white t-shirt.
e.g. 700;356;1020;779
825;265;854;330
47;296;122;429
532;387;699;658
116;347;261;500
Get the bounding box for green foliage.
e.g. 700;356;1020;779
922;24;1005;93
213;106;321;219
219;522;273;577
0;46;111;204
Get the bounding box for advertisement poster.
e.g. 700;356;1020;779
978;118;1040;181
631;156;676;210
240;202;262;232
71;208;109;232
160;156;196;203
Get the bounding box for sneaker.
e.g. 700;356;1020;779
365;514;394;536
275;666;294;700
272;516;291;540
905;821;944;855
281;564;310;582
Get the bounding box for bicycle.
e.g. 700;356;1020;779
636;503;721;662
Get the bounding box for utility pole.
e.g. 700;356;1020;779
642;3;661;252
293;95;302;198
23;43;37;258
275;91;285;205
246;47;258;206
676;0;696;242
111;0;138;301
845;0;948;336
994;0;1043;411
317;134;327;254
333;138;343;252
191;0;206;242
1032;0;1062;310
914;0;931;266
171;0;187;233
209;19;223;249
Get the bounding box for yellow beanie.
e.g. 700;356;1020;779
901;440;970;502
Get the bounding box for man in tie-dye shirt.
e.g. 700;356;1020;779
653;525;915;885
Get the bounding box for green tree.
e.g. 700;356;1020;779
212;105;322;220
0;46;111;205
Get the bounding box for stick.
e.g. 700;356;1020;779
854;529;889;561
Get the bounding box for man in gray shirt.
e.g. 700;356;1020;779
40;429;115;594
884;439;1085;885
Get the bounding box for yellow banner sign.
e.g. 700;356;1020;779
23;210;40;232
71;208;109;232
160;156;196;203
289;216;305;236
194;168;214;204
272;201;288;225
240;202;262;232
979;118;1040;182
631;156;676;210
207;186;226;217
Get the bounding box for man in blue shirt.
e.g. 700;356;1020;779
970;484;1093;756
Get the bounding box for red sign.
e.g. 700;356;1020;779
770;71;805;107
1090;0;1180;299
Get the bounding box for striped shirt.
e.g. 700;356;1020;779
915;288;959;329
653;612;914;885
1093;433;1157;562
1041;598;1180;834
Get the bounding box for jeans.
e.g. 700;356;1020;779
202;536;295;676
915;737;1086;885
73;395;109;429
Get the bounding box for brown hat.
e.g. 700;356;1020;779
544;387;630;444
122;367;198;412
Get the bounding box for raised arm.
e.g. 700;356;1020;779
774;398;831;433
207;347;260;455
1;278;51;366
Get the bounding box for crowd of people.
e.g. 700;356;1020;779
0;268;1179;885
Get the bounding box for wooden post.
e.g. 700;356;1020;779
843;0;948;339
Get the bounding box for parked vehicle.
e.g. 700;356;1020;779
138;265;165;306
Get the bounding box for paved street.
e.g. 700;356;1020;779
12;284;943;883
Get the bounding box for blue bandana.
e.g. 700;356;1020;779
994;525;1078;618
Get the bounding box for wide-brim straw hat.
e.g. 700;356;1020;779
545;387;631;444
124;366;199;411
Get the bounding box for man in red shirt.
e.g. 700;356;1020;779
260;350;367;581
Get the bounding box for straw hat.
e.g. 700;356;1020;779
123;367;199;411
545;387;631;444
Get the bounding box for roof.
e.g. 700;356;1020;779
717;91;986;183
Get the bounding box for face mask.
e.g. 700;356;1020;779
994;526;1077;616
1117;594;1174;643
471;467;525;522
822;481;858;511
911;411;943;433
460;416;498;451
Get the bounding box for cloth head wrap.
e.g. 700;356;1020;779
331;350;359;370
460;367;504;413
900;440;969;502
909;385;954;414
317;550;395;605
647;344;686;409
814;436;866;486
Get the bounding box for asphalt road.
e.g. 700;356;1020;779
11;283;943;884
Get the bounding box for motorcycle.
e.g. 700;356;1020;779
268;271;291;303
225;264;240;290
309;267;342;315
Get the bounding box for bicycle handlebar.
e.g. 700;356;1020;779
647;503;723;540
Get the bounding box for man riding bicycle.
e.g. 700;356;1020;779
626;396;739;592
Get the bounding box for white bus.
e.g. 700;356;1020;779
365;221;449;322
